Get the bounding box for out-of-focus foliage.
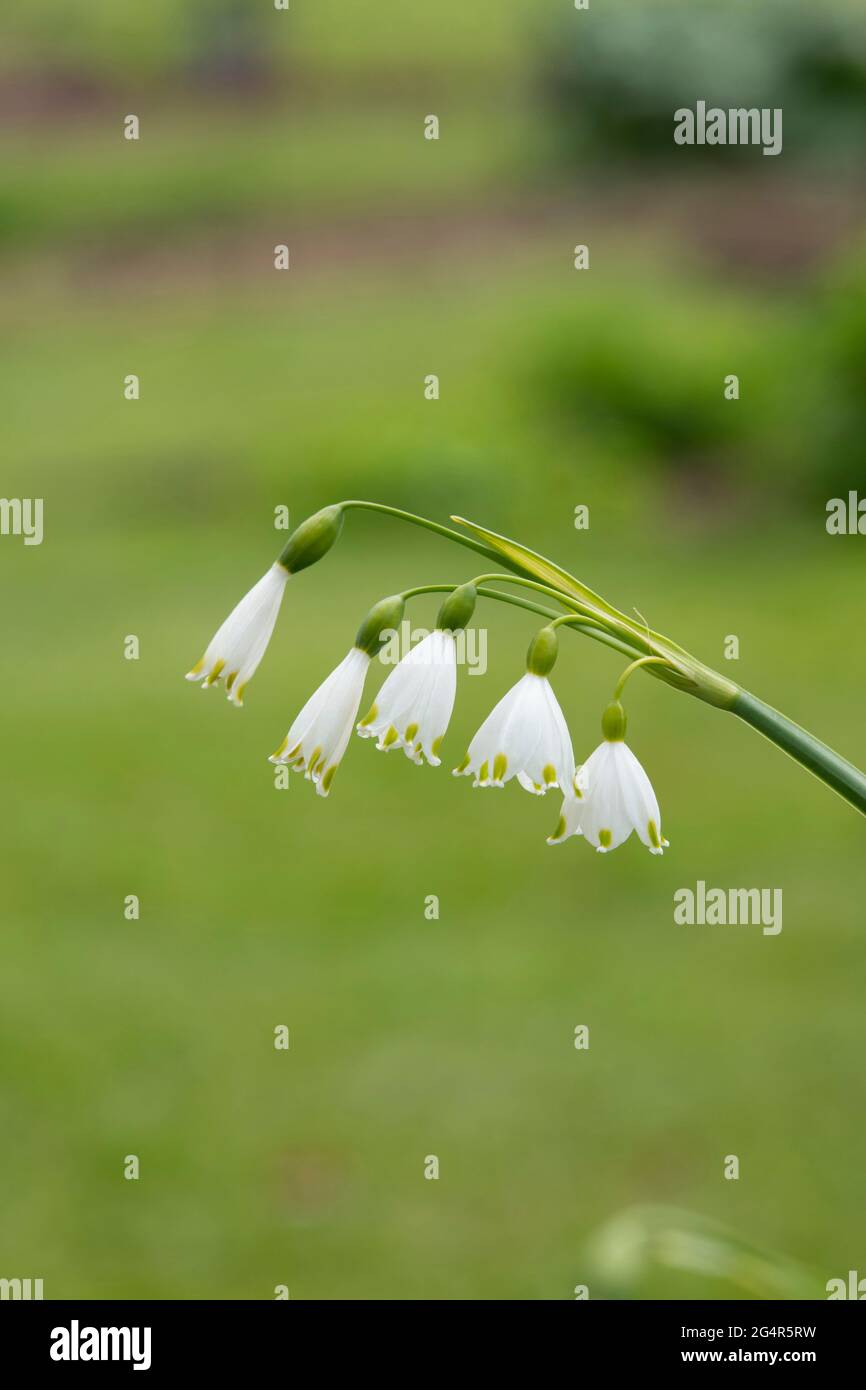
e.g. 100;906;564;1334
530;256;866;503
1;0;523;79
1;0;865;1302
586;1206;820;1300
541;0;866;171
812;245;866;487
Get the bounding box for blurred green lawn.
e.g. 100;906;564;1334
2;248;865;1298
2;0;866;1301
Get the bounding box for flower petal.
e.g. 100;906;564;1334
186;563;289;704
271;647;370;795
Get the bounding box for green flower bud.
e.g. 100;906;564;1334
278;505;344;575
601;699;627;741
436;582;477;633
526;625;559;677
354;594;406;657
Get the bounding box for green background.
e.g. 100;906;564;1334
1;0;865;1299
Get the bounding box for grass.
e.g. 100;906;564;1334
2;2;865;1295
2;487;864;1296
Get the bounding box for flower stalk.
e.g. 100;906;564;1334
186;498;866;819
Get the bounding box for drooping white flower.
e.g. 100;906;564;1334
357;628;457;765
269;647;370;797
269;592;406;798
549;704;668;854
453;668;575;793
186;562;289;706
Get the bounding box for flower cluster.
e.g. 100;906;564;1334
186;548;667;853
184;500;866;825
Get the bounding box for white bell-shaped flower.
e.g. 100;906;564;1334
549;701;668;854
186;563;289;706
270;647;370;797
269;593;405;798
357;628;457;766
453;625;574;793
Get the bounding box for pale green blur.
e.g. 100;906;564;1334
0;0;864;1300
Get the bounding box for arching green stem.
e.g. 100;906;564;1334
469;572;595;617
330;500;866;816
400;583;456;601
396;582;648;662
613;655;675;701
548;612;607;634
733;692;866;816
474;589;644;660
342;501;507;570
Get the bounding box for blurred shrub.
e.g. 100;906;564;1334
541;0;866;172
528;253;866;507
810;243;866;495
530;268;796;488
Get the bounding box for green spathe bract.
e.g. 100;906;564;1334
452;513;739;709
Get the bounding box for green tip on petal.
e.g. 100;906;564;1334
321;764;337;793
549;814;567;843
